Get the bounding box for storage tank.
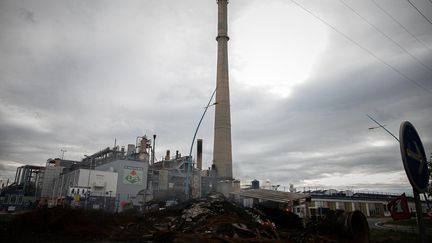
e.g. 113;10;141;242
251;179;260;189
165;150;170;160
127;144;135;159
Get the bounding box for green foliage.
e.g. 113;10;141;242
386;218;432;228
370;228;419;242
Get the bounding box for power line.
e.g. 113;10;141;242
340;0;432;73
289;0;432;95
371;0;432;52
407;0;432;26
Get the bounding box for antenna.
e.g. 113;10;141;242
60;149;67;160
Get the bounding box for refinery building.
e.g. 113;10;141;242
1;144;428;218
0;135;235;212
0;0;428;219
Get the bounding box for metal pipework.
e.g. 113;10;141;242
197;139;203;170
152;134;156;165
319;210;370;243
185;88;217;197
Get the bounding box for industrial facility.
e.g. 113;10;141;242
1;143;428;219
0;135;241;212
231;180;428;221
0;0;238;213
0;0;428;224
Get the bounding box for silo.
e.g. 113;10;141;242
251;179;260;189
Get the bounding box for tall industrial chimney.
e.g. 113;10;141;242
197;139;203;170
152;134;156;165
213;0;232;179
165;150;170;160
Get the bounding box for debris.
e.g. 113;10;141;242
0;195;371;242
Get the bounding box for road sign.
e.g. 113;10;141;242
387;193;411;220
399;121;429;192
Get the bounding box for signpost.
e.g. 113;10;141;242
387;193;411;220
399;121;429;243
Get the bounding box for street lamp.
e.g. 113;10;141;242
368;125;386;130
366;114;399;142
185;88;217;198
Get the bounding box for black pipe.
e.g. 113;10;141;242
152;134;156;165
319;210;370;243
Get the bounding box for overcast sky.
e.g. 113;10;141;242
1;0;431;194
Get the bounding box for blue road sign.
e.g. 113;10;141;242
399;121;429;192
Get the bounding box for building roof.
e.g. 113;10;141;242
310;192;418;202
230;189;310;203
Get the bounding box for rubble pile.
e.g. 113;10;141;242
0;195;370;242
145;195;284;242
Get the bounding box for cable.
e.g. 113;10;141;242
340;0;432;73
289;0;432;94
407;0;432;25
371;0;432;52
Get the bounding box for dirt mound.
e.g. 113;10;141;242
6;208;140;240
0;195;370;242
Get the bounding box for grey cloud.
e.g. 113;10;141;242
0;0;431;194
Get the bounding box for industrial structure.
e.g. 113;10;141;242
231;183;428;221
213;0;233;180
0;1;240;212
1;149;428;220
212;0;237;197
0;165;44;211
0;136;427;219
2;0;426;226
0;135;227;212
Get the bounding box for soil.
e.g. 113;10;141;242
0;195;373;243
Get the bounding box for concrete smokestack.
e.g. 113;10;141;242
165;150;170;160
197;139;203;170
213;0;232;179
152;134;156;165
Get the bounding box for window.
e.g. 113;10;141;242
10;195;16;204
17;196;23;205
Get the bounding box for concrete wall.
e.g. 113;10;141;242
96;159;148;210
40;166;64;198
159;169;168;190
51;169;117;204
76;169;118;196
